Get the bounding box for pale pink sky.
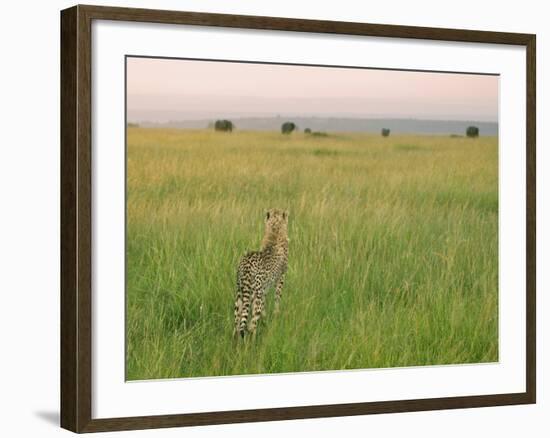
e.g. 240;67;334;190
127;57;498;122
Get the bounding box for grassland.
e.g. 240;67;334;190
126;127;498;380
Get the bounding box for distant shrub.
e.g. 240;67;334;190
312;148;339;156
281;122;297;134
214;120;234;132
304;128;312;134
311;131;328;137
450;134;463;138
127;122;139;128
466;126;479;138
381;128;390;137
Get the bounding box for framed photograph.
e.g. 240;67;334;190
60;4;536;433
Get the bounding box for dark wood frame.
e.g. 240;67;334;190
61;4;536;433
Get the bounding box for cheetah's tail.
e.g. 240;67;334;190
235;282;252;339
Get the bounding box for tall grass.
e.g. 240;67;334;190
126;128;498;380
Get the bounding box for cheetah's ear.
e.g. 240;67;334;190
283;210;289;219
265;210;270;220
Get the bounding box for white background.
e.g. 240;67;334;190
0;0;546;437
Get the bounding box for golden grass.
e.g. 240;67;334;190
126;128;498;379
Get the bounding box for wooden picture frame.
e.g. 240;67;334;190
61;4;536;433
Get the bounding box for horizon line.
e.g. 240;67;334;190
128;116;499;124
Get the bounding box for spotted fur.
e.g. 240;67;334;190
234;209;289;338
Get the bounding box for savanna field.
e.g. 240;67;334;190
126;127;498;380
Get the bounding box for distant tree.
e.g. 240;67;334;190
466;126;479;138
381;128;390;137
214;119;234;132
281;122;297;134
127;122;139;128
304;128;312;134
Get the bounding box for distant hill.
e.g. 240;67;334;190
134;117;498;136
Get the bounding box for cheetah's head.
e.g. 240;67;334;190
265;208;289;233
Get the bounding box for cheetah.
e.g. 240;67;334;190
234;208;289;338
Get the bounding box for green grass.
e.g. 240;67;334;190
126;128;498;380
